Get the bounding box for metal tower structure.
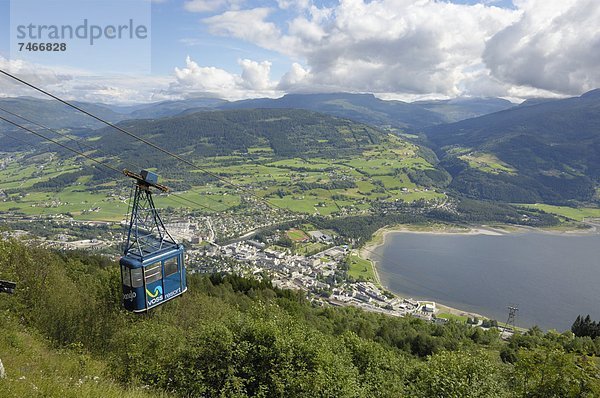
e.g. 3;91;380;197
123;169;177;260
502;304;519;338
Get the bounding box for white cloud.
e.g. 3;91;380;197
0;56;174;104
0;57;73;95
276;0;310;11
239;59;274;90
483;0;600;95
170;55;281;99
4;0;599;103
200;0;600;98
174;56;238;92
287;16;327;43
202;0;521;97
185;0;226;13
202;8;285;51
0;55;284;103
278;62;309;90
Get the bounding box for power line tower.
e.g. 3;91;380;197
502;304;519;339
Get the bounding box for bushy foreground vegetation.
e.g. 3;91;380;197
1;240;599;397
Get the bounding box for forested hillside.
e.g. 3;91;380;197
96;108;383;162
424;90;600;204
1;240;599;397
219;93;445;129
219;93;514;130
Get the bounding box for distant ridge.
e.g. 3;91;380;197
0;93;517;137
425;89;600;204
218;93;515;130
518;98;560;107
0;96;124;129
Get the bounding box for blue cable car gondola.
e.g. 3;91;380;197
120;169;187;312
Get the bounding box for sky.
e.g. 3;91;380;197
0;0;599;104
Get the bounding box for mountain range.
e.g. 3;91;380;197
0;93;514;133
424;89;600;204
217;93;514;129
1;90;599;205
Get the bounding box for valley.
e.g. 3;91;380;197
2;1;600;396
0;109;448;230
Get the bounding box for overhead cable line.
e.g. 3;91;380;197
0;114;124;175
0;116;220;213
0;105;223;213
1;70;444;297
0;70;355;227
0;131;42;147
0;74;450;292
2;116;449;302
0;68;278;206
0;105;140;168
1;115;429;293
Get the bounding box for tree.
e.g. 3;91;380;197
410;350;509;398
572;315;600;339
511;348;600;397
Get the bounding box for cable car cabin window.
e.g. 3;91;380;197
122;266;131;287
145;262;162;284
164;258;178;277
131;268;143;288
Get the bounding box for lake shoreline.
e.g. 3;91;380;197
359;222;599;324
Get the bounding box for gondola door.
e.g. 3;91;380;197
162;250;184;301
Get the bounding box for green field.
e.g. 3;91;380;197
247;146;273;154
294;242;329;256
436;313;469;323
347;255;377;282
160;189;241;213
519;204;600;221
0;133;446;221
459;152;516;174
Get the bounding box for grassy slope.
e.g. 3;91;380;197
458;152;516;175
425;92;600;204
0;240;599;397
0;314;164;398
518;204;600;221
347;255;377;283
0;133;443;220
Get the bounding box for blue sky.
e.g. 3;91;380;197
150;1;289;76
0;0;598;103
450;0;514;7
0;1;8;55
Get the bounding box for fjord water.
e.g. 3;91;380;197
374;232;600;331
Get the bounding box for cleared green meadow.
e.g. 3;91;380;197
436;313;469;323
519;204;600;221
1;134;445;221
294;242;329;255
347;255;377;282
459;152;516;175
